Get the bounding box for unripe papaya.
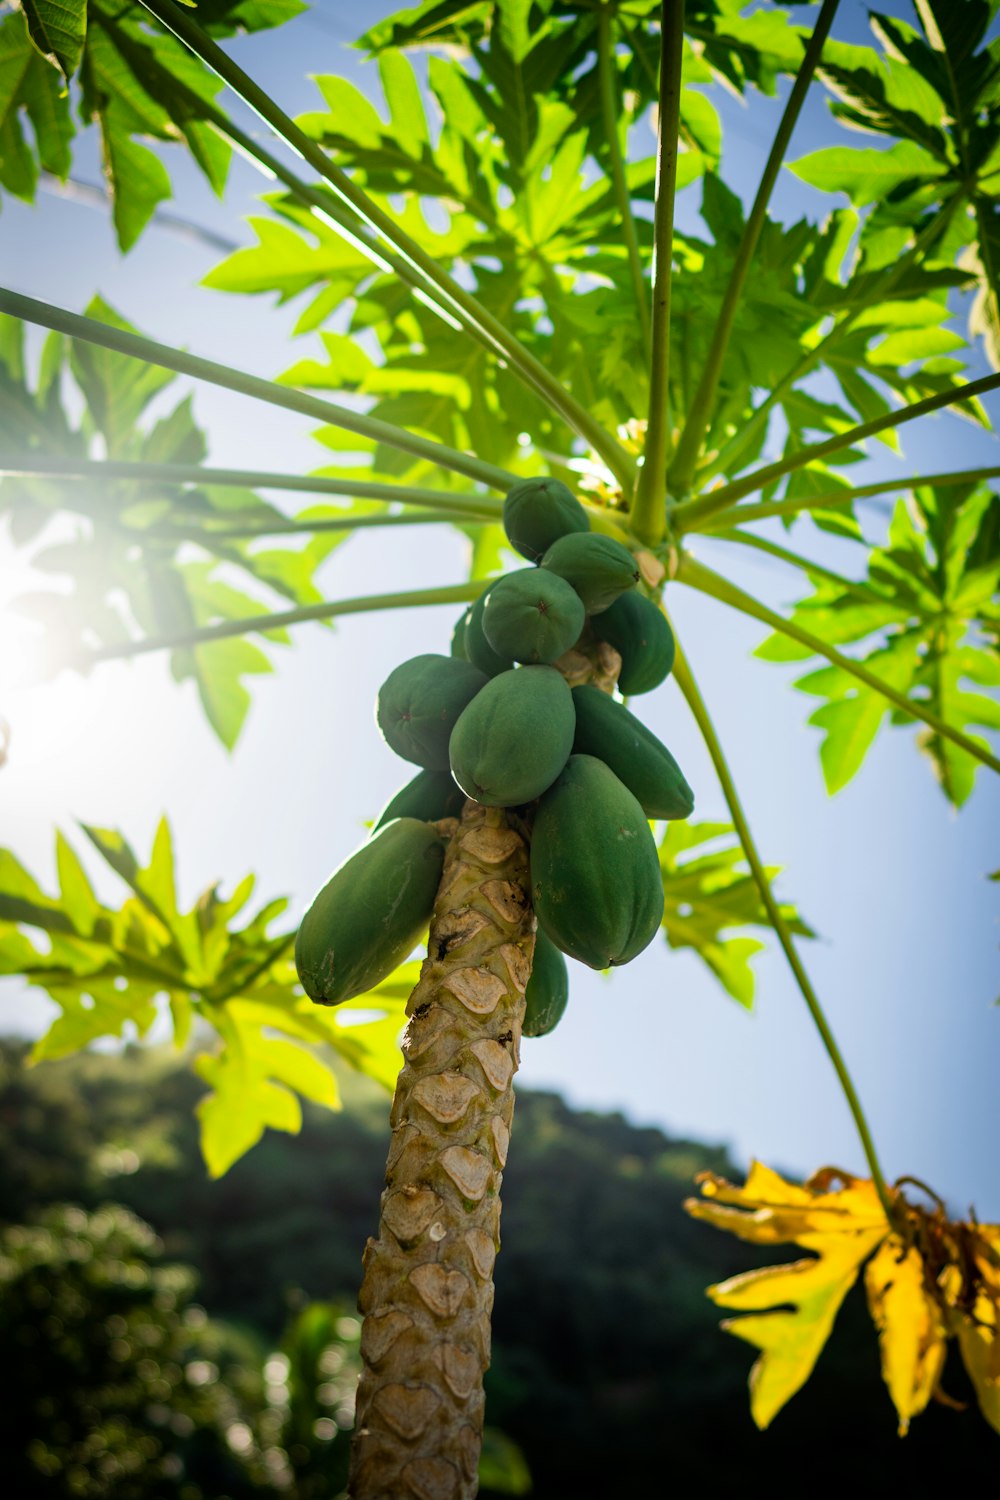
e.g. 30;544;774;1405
465;588;514;677
571;684;694;820
540;533;640;614
593;591;676;695
531;755;663;969
523;928;569;1037
482;568;585;665
295;818;445;1005
376;654;488;769
449;666;575;807
450;608;471;661
373;767;466;831
503;476;590;562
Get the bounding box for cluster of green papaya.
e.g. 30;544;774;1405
295;478;694;1038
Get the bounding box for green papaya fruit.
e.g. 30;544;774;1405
540;533;640;614
571;685;694;820
373;767;466;831
502;476;590;562
593;591;676;695
449;666;575;807
464;588;514;677
450;608;471;661
531;754;663;969
295;818;445;1005
482;568;586;665
523;928;569;1037
376;654;488;769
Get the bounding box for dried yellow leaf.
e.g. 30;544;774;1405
686;1161;1000;1440
864;1239;947;1434
937;1220;1000;1435
687;1163;887;1428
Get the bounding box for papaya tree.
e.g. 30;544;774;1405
1;0;999;1492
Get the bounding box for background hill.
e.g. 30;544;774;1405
0;1040;992;1490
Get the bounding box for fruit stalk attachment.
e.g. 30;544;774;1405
349;802;534;1500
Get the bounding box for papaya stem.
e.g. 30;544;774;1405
630;0;684;547
75;581;496;667
712;530;886;602
682;465;1000;533
136;0;636;490
670;638;897;1226
676;553;1000;776
0;455;502;517
598;4;651;363
672;370;1000;528
668;0;841;495
0;288;515;492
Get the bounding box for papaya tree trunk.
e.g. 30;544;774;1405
349;637;621;1496
349;800;535;1499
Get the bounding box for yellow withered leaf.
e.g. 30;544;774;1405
687;1163;888;1428
939;1221;1000;1435
686;1162;1000;1439
864;1240;947;1434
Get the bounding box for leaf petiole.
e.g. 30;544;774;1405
0;455;502;519
630;0;685;546
0;288;516;491
136;0;636;489
598;4;651;363
677;553;1000;776
78;580;494;665
671;637;897;1226
668;0;841;494
685;465;1000;533
673;370;1000;528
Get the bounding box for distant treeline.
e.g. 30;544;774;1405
0;1040;991;1489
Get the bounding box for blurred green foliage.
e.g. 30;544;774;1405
0;1039;994;1489
0;1202;270;1497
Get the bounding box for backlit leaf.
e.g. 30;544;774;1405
0;822;409;1173
659;822;812;1008
0;13;72;198
686;1162;1000;1436
864;1240;948;1434
687;1162;887;1427
20;0;86;81
754;484;1000;803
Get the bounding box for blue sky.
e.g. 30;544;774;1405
1;0;998;1217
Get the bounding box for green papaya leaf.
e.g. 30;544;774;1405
755;484;1000;803
660;822;813;1009
0;823;410;1174
19;0;87;81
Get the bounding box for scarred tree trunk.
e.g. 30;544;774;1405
348;801;535;1499
349;635;620;1498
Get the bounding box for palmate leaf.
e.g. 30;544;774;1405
802;4;1000;368
698;199;984;497
1;302;348;746
0;12;73;200
362;0;813;102
0;0;304;249
200;26;699;445
19;0;86;82
277;50;670;401
0;822;410;1177
659;821;812;1009
754;483;1000;804
685;1162;1000;1437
